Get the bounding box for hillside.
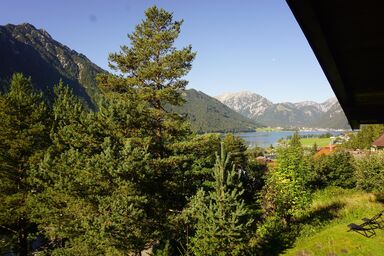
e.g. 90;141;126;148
0;23;260;133
216;91;350;129
169;89;262;133
0;23;104;108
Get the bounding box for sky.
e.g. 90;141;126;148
1;0;336;103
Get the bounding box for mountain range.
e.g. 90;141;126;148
0;23;261;132
216;91;350;129
0;23;349;131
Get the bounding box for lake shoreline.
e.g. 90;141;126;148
234;130;343;148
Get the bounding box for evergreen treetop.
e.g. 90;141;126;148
101;6;196;108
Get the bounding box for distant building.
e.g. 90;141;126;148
314;145;335;158
372;133;384;150
256;156;273;165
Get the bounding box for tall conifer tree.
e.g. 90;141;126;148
96;5;197;243
0;74;50;255
32;6;197;254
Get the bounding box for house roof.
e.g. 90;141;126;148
314;145;334;158
286;0;384;129
372;133;384;147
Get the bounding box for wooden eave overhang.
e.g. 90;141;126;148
286;0;384;129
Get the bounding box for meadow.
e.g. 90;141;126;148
300;137;331;147
283;187;384;256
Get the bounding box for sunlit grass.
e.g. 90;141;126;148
300;137;331;147
283;187;384;256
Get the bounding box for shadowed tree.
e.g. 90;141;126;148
0;74;51;255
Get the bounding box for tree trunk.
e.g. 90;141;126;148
18;218;28;256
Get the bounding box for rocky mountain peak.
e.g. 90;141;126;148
216;91;273;118
217;91;269;102
215;91;349;129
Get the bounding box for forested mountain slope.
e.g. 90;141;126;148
169;89;262;132
0;23;104;107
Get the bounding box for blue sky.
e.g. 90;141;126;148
1;0;335;103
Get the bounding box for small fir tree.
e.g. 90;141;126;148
186;145;253;256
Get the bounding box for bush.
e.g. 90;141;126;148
310;151;355;189
261;133;311;221
354;152;384;192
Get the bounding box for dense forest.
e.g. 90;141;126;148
1;6;384;256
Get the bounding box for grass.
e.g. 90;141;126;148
300;137;331;147
282;187;384;256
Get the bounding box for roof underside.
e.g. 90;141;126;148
286;0;384;129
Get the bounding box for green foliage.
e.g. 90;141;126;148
222;134;248;171
254;214;296;255
309;151;356;189
310;142;318;155
242;158;267;205
262;133;311;235
283;188;384;256
30;84;153;255
343;124;384;149
2;8;365;256
258;133;311;251
169;133;221;195
289;131;302;148
0;73;51;255
354;152;384;192
223;134;267;205
104;6;195;106
94;7;200;250
184;145;253;256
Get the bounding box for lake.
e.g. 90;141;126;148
235;131;342;148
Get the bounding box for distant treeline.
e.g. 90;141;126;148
286;132;334;140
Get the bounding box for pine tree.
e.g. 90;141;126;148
96;5;197;245
186;145;253;256
28;6;201;254
98;6;196;152
0;73;51;255
30;83;153;255
103;6;195;106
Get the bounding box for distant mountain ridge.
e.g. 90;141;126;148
169;89;262;133
0;23;104;107
216;91;350;129
0;23;260;133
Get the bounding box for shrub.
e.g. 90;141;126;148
261;133;311;221
310;151;356;189
354;152;384;192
